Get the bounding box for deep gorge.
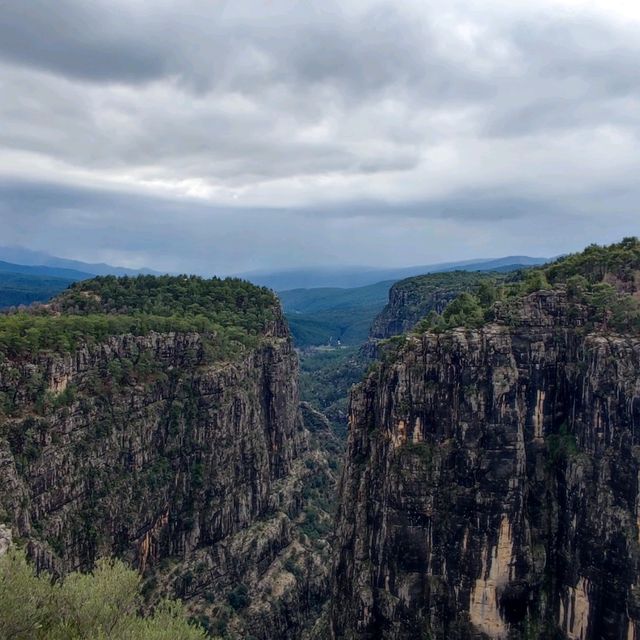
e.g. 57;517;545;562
1;240;640;640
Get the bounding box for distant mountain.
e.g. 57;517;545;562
240;256;549;290
0;246;162;277
0;260;93;281
279;280;394;314
0;273;79;309
279;280;394;347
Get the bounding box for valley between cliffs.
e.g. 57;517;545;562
2;241;640;640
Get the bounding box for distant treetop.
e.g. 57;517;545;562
410;238;640;335
0;275;282;359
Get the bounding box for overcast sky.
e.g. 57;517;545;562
1;0;639;274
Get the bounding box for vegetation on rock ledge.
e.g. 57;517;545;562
413;238;640;334
0;275;278;359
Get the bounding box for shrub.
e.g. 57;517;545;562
546;423;578;467
442;293;484;329
227;583;250;611
0;549;209;639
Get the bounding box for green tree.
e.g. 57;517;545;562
522;270;550;294
477;281;499;307
0;549;210;640
442;293;484;328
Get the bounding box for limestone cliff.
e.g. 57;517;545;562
0;276;335;639
330;241;640;639
369;271;500;340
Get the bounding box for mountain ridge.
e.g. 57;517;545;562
0;245;162;277
239;256;549;290
0;259;93;280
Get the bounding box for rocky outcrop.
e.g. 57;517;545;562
369;272;497;340
0;328;301;559
0;303;334;638
330;289;640;639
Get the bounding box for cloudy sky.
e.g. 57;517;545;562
1;0;639;274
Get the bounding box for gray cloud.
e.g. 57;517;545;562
0;1;486;100
0;0;639;272
1;177;637;276
0;1;170;83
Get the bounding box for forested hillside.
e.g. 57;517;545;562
0;260;91;310
278;280;392;347
0;275;278;359
0;272;77;309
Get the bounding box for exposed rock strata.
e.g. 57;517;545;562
0;311;334;638
331;290;640;639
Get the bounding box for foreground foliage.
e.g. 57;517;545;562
0;549;208;640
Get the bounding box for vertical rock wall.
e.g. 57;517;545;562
0;318;334;639
331;291;640;639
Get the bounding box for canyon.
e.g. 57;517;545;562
1;240;639;639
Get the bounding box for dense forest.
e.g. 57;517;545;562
0;276;279;360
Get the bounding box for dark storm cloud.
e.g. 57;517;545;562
0;0;639;271
0;1;170;82
0;1;487;101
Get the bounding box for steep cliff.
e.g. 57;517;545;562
0;275;335;639
331;239;640;639
369;272;502;340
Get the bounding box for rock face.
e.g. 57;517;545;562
0;304;334;638
370;272;497;340
330;289;640;639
